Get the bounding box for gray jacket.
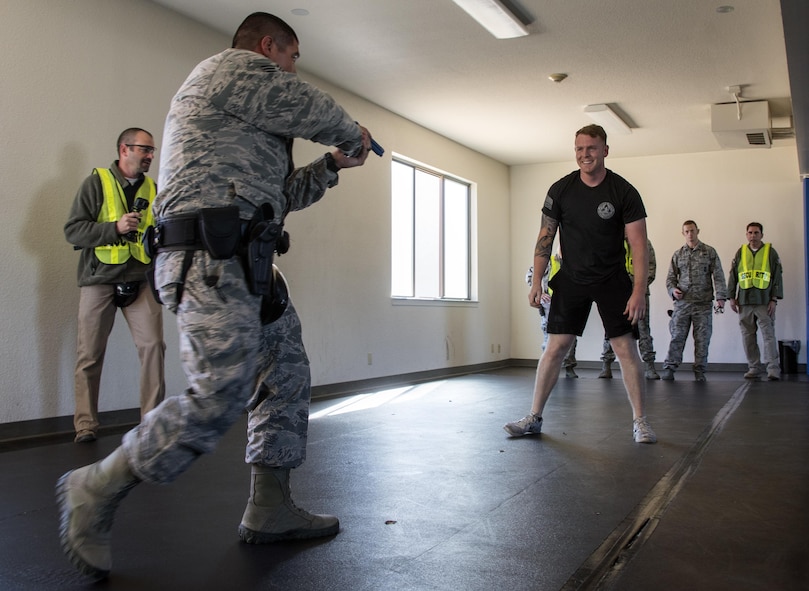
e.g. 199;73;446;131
64;162;152;286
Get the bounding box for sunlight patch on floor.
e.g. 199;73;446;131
310;381;445;419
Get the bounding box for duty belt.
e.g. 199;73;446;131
154;214;204;251
152;214;249;252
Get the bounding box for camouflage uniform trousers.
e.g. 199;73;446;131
738;304;779;374
663;300;713;373
540;304;576;368
122;252;310;484
600;293;655;364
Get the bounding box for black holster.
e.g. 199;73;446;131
245;203;282;297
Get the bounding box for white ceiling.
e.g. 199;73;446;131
150;0;800;167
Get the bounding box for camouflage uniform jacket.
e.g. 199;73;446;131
153;49;363;296
666;241;727;304
155;48;362;220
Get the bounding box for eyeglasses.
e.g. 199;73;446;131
126;144;156;154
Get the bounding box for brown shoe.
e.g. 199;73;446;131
74;430;97;444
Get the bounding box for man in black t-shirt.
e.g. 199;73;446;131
504;124;657;444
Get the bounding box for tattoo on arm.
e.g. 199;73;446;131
534;217;559;259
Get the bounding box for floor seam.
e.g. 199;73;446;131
559;382;751;591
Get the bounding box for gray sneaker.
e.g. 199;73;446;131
503;414;543;437
633;417;657;444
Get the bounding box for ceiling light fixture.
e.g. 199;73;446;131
452;0;529;39
583;104;632;135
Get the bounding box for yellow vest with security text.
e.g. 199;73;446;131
94;168;155;264
737;243;771;290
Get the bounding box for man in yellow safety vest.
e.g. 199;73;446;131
64;128;165;443
727;222;784;380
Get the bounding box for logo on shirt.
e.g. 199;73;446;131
597;202;615;219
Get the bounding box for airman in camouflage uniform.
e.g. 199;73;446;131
57;13;373;580
661;221;727;381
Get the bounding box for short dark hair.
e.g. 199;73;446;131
575;124;607;145
116;128;152;153
747;222;763;233
232;12;298;50
682;220;698;229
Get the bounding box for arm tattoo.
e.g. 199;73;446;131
534;217;559;259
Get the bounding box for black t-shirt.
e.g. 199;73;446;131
542;169;646;284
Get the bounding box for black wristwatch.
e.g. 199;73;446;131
324;152;340;173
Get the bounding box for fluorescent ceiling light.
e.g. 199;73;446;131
452;0;529;39
583;104;632;135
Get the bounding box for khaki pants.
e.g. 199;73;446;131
73;282;165;433
738;304;779;374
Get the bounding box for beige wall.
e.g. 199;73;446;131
1;0;804;425
0;0;510;424
510;147;805;366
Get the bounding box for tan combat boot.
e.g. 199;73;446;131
644;361;660;380
598;362;613;378
238;466;339;544
56;447;140;580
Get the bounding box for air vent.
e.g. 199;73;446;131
746;132;769;146
711;101;771;149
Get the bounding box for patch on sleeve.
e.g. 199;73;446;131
543;194;553;210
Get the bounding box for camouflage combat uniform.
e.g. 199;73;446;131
121;48;363;484
662;241;727;374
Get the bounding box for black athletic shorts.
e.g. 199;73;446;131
546;270;639;339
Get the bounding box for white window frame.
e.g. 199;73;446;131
391;155;475;302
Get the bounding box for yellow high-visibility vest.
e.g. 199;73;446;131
548;255;561;296
624;239;633;275
738;243;771;289
94;168;155;264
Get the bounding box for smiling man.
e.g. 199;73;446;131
63;128;166;444
504;124;656;444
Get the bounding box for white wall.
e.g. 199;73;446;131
1;1;804;426
510;147;806;367
284;86;511;386
0;0;511;424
